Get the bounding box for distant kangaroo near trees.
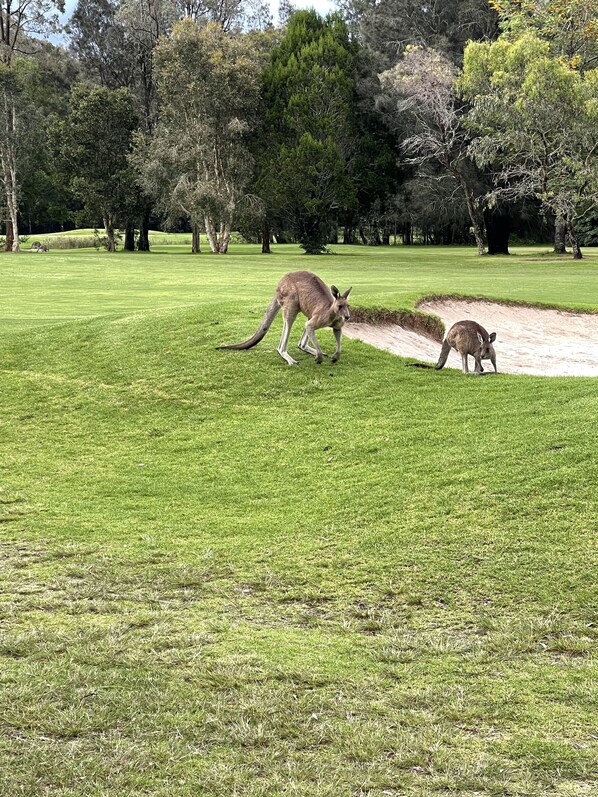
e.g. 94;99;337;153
435;320;497;374
217;271;352;366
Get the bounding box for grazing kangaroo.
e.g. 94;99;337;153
435;320;497;374
217;271;352;365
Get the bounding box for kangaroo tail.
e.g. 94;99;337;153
435;340;451;370
217;296;280;351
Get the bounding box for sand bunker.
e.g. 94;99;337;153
345;298;598;377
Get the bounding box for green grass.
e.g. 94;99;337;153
4;243;598;331
0;245;597;796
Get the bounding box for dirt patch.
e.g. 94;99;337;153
345;298;598;377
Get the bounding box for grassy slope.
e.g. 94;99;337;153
0;245;597;796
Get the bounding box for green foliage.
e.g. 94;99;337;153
489;0;598;70
259;11;358;253
142;19;265;253
69;0;135;90
52;84;141;250
460;33;598;250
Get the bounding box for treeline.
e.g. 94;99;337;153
1;0;597;256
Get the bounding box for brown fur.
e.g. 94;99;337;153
435;320;497;374
217;271;352;365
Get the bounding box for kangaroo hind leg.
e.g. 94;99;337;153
278;308;300;365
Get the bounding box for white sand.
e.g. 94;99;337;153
344;298;598;377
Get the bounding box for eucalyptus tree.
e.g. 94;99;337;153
486;0;598;252
141;19;264;253
490;0;598;71
340;0;499;67
460;33;598;259
68;0;135;89
171;0;271;30
378;46;487;254
0;0;64;250
69;1;271;251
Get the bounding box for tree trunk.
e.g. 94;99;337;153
124;222;135;251
358;226;368;246
104;217;116;253
205;216;218;253
5;214;13;251
402;222;413;245
484;210;511;255
566;219;582;260
137;210;151;251
261;220;271;253
343;226;355;245
456;172;485;255
191;223;201;253
554;214;567;254
2;93;19;252
218;221;231;253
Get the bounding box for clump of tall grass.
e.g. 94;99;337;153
25;235;98;250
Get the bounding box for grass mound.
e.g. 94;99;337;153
1;300;596;796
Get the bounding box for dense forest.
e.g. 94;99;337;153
1;0;597;256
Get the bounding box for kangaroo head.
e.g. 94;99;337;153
331;285;352;322
477;331;497;359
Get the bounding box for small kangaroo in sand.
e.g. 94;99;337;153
217;271;352;366
435;320;497;374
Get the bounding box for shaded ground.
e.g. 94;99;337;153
345;298;598;376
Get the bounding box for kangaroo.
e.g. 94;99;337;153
217;271;352;366
435;320;497;374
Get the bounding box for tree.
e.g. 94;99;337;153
339;0;499;67
486;0;598;252
0;0;63;64
53;84;141;251
460;33;598;259
15;44;79;233
68;0;135;90
378;46;488;254
69;1;177;251
0;0;64;251
489;0;598;71
142;19;264;253
259;11;358;254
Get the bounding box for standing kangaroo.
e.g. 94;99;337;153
435;320;497;374
217;271;352;366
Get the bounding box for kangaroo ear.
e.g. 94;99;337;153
331;285;340;299
489;332;496;343
477;332;484;344
342;287;352;299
